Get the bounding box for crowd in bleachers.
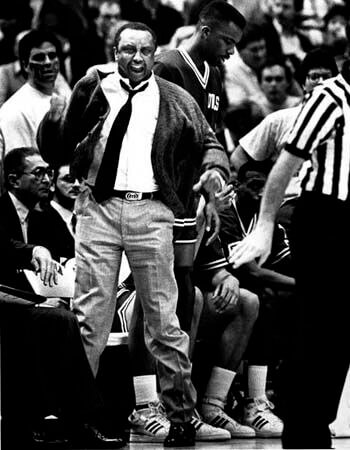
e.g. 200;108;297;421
0;0;349;448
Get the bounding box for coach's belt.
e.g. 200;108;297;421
112;190;159;201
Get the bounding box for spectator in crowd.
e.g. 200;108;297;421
227;23;350;449
297;0;342;45
218;161;293;438
0;0;33;64
230;48;338;235
0;29;71;194
262;0;314;73
85;0;126;69
123;0;185;49
224;23;268;115
50;164;80;235
35;0;91;85
250;57;301;120
0;29;71;108
0;225;125;449
38;21;230;447
321;3;350;70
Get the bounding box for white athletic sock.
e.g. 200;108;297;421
247;365;268;399
202;366;236;409
133;374;158;407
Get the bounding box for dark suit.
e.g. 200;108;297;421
0;192;34;290
0;223;105;446
0;193;74;289
28;203;75;261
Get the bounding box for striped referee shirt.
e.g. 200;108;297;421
285;63;350;202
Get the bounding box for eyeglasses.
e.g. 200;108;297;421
21;167;55;181
306;70;333;82
29;51;58;63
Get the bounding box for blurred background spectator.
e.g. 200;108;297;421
321;3;350;69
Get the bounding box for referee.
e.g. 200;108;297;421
227;26;350;449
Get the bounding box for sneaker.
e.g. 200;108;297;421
129;401;170;442
191;410;231;441
243;396;283;437
201;404;256;438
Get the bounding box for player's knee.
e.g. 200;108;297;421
240;290;259;322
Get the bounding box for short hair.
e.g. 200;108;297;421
17;28;63;66
4;147;40;189
296;48;338;85
113;21;157;50
323;4;349;28
236;23;265;51
198;1;246;30
258;57;293;84
52;163;69;184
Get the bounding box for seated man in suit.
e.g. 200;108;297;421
0;147;78;291
0;227;126;449
0;146;53;290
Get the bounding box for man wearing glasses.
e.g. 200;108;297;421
0;29;71;194
0;147;55;290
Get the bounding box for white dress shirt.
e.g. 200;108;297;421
99;71;160;192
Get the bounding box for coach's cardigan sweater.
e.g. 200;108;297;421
38;69;229;220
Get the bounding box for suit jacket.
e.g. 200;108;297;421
0;193;68;289
0;193;34;289
28;204;75;261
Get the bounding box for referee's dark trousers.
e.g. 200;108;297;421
279;192;350;449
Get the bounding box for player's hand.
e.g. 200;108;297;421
193;169;223;196
214;184;235;212
211;274;239;313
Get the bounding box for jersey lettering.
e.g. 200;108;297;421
207;93;220;111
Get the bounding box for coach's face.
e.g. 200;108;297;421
115;28;156;87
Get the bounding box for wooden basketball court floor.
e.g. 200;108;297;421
128;439;350;449
68;437;350;449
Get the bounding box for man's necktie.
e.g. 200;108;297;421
71;212;77;234
93;80;149;203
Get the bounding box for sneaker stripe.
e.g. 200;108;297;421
190;419;203;431
252;416;269;429
211;416;229;428
145;422;164;434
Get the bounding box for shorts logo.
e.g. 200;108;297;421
125;191;142;200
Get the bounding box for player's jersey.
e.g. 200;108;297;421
154;48;222;131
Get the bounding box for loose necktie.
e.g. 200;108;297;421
94;80;149;203
71;212;77;234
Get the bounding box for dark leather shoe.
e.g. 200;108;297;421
164;421;195;447
75;423;126;449
31;417;70;448
31;429;69;448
